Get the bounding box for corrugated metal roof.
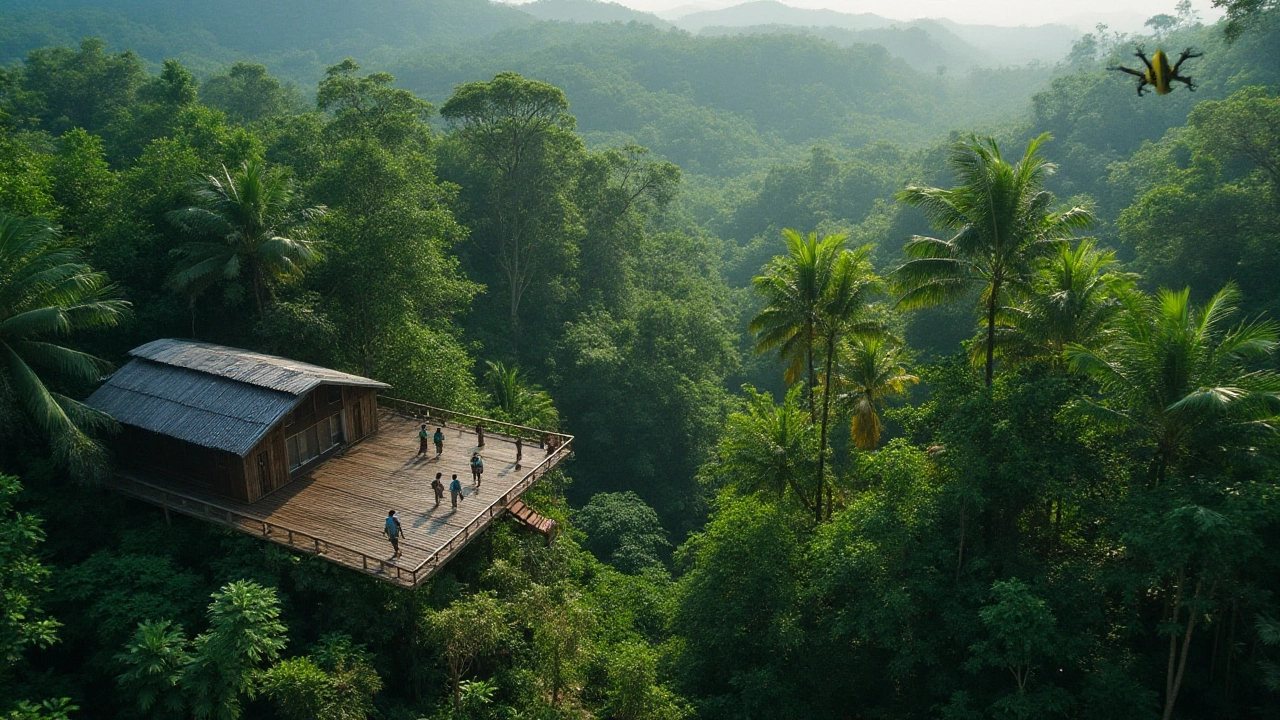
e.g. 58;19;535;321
87;360;299;456
130;338;390;395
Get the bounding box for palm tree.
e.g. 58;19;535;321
893;133;1093;386
0;212;130;479
752;231;882;520
1064;283;1280;484
971;239;1135;370
837;335;918;450
482;360;559;428
749;230;846;405
167;160;325;317
812;244;883;519
714;385;820;515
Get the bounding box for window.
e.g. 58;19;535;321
326;385;344;405
286;415;345;472
287;435;301;470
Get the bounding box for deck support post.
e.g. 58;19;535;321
163;507;171;526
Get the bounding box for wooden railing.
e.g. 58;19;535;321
377;395;571;447
407;437;572;580
108;401;573;588
107;473;415;585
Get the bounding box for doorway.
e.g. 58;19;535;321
256;452;271;498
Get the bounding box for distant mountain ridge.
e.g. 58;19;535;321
517;0;675;28
517;0;1081;66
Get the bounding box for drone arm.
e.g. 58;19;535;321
1108;66;1146;78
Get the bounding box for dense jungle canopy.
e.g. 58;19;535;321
2;0;1280;718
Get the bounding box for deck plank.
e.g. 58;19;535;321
107;407;568;587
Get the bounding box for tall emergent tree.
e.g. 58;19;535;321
893;133;1093;386
0;212;128;479
440;72;580;354
167;160;325;317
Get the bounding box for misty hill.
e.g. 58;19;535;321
929;18;1079;66
673;0;1079;65
674;1;891;32
697;22;999;72
0;0;533;71
517;0;676;28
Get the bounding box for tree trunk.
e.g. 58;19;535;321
815;336;836;522
509;275;522;358
1163;576;1203;720
451;663;462;714
251;262;267;317
984;281;999;387
806;323;818;419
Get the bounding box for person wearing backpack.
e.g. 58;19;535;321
431;473;445;506
384;510;404;559
470;452;484;488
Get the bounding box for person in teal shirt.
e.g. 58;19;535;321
433;426;445;456
449;474;462;509
384;510;403;558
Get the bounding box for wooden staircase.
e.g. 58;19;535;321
507;498;558;539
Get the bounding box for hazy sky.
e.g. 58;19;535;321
509;0;1224;31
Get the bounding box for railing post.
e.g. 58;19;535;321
287;530;294;545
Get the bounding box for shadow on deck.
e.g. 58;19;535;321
106;399;572;587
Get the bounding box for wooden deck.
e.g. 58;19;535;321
106;404;571;587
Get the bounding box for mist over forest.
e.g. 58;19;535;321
2;0;1280;718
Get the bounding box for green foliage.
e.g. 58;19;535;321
260;634;382;720
836;334;917;450
3;11;1280;720
201;63;299;126
183;580;288;720
1064;284;1280;482
575;491;670;574
893;133;1094;386
482;360;559;429
423;591;509;713
0;475;58;672
167;159;324;315
706;385;818;510
0;211;128;480
115;620;191;719
441;71;581;352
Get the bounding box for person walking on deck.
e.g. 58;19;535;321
449;474;462;509
418;424;429;457
432;473;445;506
433;426;444;456
470;452;484;488
384;510;404;558
475;422;485;447
515;437;523;468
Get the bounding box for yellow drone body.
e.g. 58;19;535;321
1108;47;1201;97
1150;48;1170;94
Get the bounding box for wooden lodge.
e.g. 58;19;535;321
89;339;571;587
89;339;387;502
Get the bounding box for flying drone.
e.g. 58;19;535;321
1108;47;1202;96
